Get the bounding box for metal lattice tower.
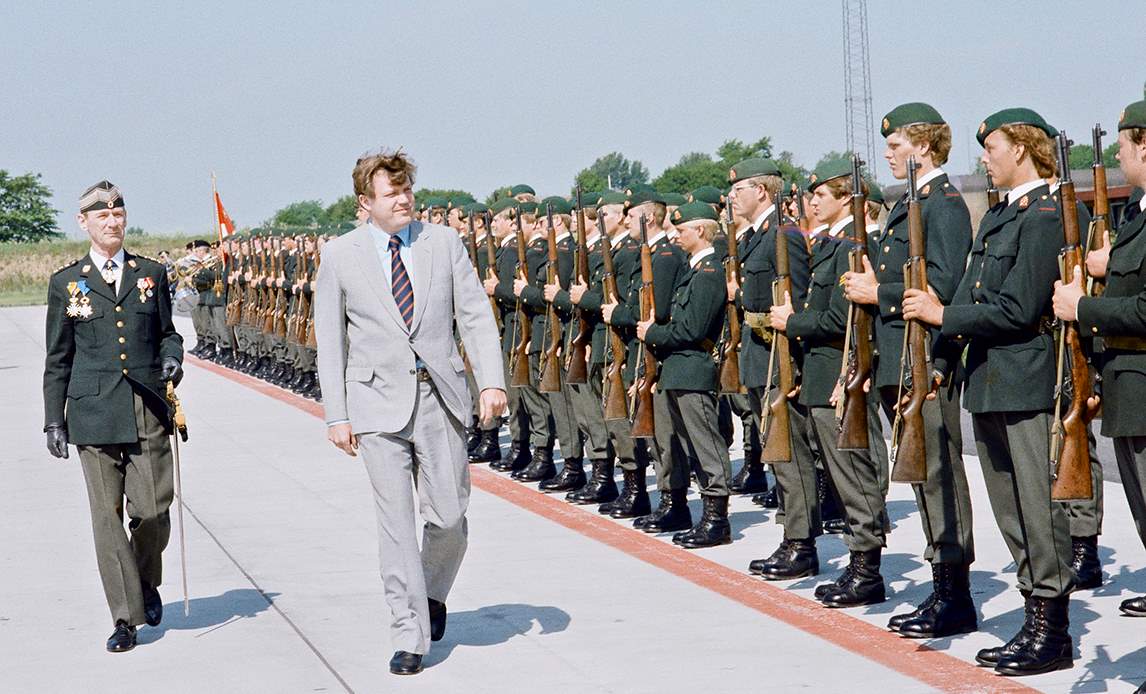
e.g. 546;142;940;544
842;0;876;176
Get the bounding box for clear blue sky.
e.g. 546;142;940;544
3;0;1143;237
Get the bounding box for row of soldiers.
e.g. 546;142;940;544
184;226;346;400
432;100;1146;678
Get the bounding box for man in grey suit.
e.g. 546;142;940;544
314;149;506;675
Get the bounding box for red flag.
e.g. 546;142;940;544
215;190;235;243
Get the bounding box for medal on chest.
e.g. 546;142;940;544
65;280;93;318
137;277;156;303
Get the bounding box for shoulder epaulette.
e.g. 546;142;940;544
52;259;81;275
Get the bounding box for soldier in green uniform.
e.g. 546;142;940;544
602;191;691;532
842;103;977;636
904;108;1074;676
638;202;735;547
1052;100;1146;620
42;181;184;652
192;241;230;364
770;161;889;607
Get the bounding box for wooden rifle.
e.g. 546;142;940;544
792;182;812;233
292;244;311;344
890;157;929;483
509;210;532;387
986;172;1001;208
565;187;591;385
717;200;744;394
272;246;289;338
761;199;794;462
600;213;629;421
1050;131;1098;500
466;215;480;269
304;246;319;349
630;215;657;438
1087;124;1109;297
538;202;564;393
483;211;502;330
260;246;276;333
836;154;873;450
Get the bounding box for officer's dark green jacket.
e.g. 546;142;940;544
1078;203;1146;437
584;234;640;377
644;250;725;391
43;251;184;445
937;183;1063;413
520;232;574;352
493;237;521;355
871;173;972;389
192;259;228;307
610;232;688;379
737;216;811;388
786;227;854;406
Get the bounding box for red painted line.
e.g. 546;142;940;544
187;354;1039;694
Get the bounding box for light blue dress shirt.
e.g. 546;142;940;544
367;221;414;287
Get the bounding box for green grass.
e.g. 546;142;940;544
0;235;201;306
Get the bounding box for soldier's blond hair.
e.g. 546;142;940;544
901;123;952;166
999;125;1057;178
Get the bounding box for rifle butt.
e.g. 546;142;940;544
565;345;588;384
761;396;791;463
510;351;532;388
630;390;655;438
836;391;870;450
890;401;927;484
539;352;563;393
1051;424;1093;501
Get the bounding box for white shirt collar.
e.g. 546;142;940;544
1140;196;1146;213
1006;178;1046;206
586;232;601;247
499;233;515;248
865;223;881;234
89;246;126;269
828;215;854;239
916;167;945;191
813;224;830;236
689;246;715;269
751;204;777;232
554;231;571;243
612;230;628;249
646;229;668;248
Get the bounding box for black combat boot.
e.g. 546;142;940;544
814;564;854;599
601;467;651;518
513;447;556;482
672;495;732;549
753;485;780;509
255;357;273;379
465;416;482;457
492;441;529;472
819;471;846;534
1070;535;1102;590
637;488;693;534
730;460;769;495
757;538;819;580
539;457;585;492
898;563;978;638
217;348;235;368
567;459;619;505
994;595;1073;676
820;549;886;607
1120;595;1146;617
468;429;502;464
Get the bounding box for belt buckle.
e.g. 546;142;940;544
416;368;432;383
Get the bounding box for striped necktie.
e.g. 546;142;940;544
389;234;414;328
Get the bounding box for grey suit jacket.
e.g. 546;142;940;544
314;222;505;434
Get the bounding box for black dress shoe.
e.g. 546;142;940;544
898;563;977;638
994;596;1072;676
428;598;447;642
759;538;819;581
1070;535;1102;590
1120;595;1146;617
820;550;886;608
141;582;163;627
637;489;692;533
539;457;585;492
389;650;423;675
672;495;731;549
106;621;137;653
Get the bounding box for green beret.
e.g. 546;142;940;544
510;184;535;196
79;180;125;213
541;196;573;216
976;107;1056;146
670;201;719;225
460;202;489;219
807;159;853;193
661;192;688;207
1119;100;1146;131
597;191;627;207
490;197;518;215
880;102;945;138
518;201;539;215
625;189;664;210
689;185;724;205
624;183;657;196
867;181;885;206
728;158;781;184
424;196;448;210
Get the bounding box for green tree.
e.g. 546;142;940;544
0;171;60;242
484;185;515;205
716;137;774;165
813;150;853;174
268;200;328;228
414;188;474;204
125;226;145;237
653;152;727;193
574;152;649;192
774;151;810;188
325;195;360;224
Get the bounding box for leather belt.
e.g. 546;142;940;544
743;312;774;344
1103;336;1146;352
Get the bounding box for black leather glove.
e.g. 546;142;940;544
161;357;183;386
45;424;69;459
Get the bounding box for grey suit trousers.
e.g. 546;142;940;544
78;391;173;626
358;378;470;655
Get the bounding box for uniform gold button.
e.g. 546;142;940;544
118;337;125;344
890;306;897;313
983;241;988;249
879;264;886;271
120;353;127;360
116;321;124;328
122;368;128;374
115;306;122;313
975;281;981;288
1091;326;1098;334
883;245;890;253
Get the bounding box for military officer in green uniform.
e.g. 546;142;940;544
42;181;184;653
771;161;889;607
842;102;977;636
192;241;229;364
638;202;735;547
904;108;1074;676
1052;100;1146;620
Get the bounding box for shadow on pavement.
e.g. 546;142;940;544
138;588;277;643
424;603;570;667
